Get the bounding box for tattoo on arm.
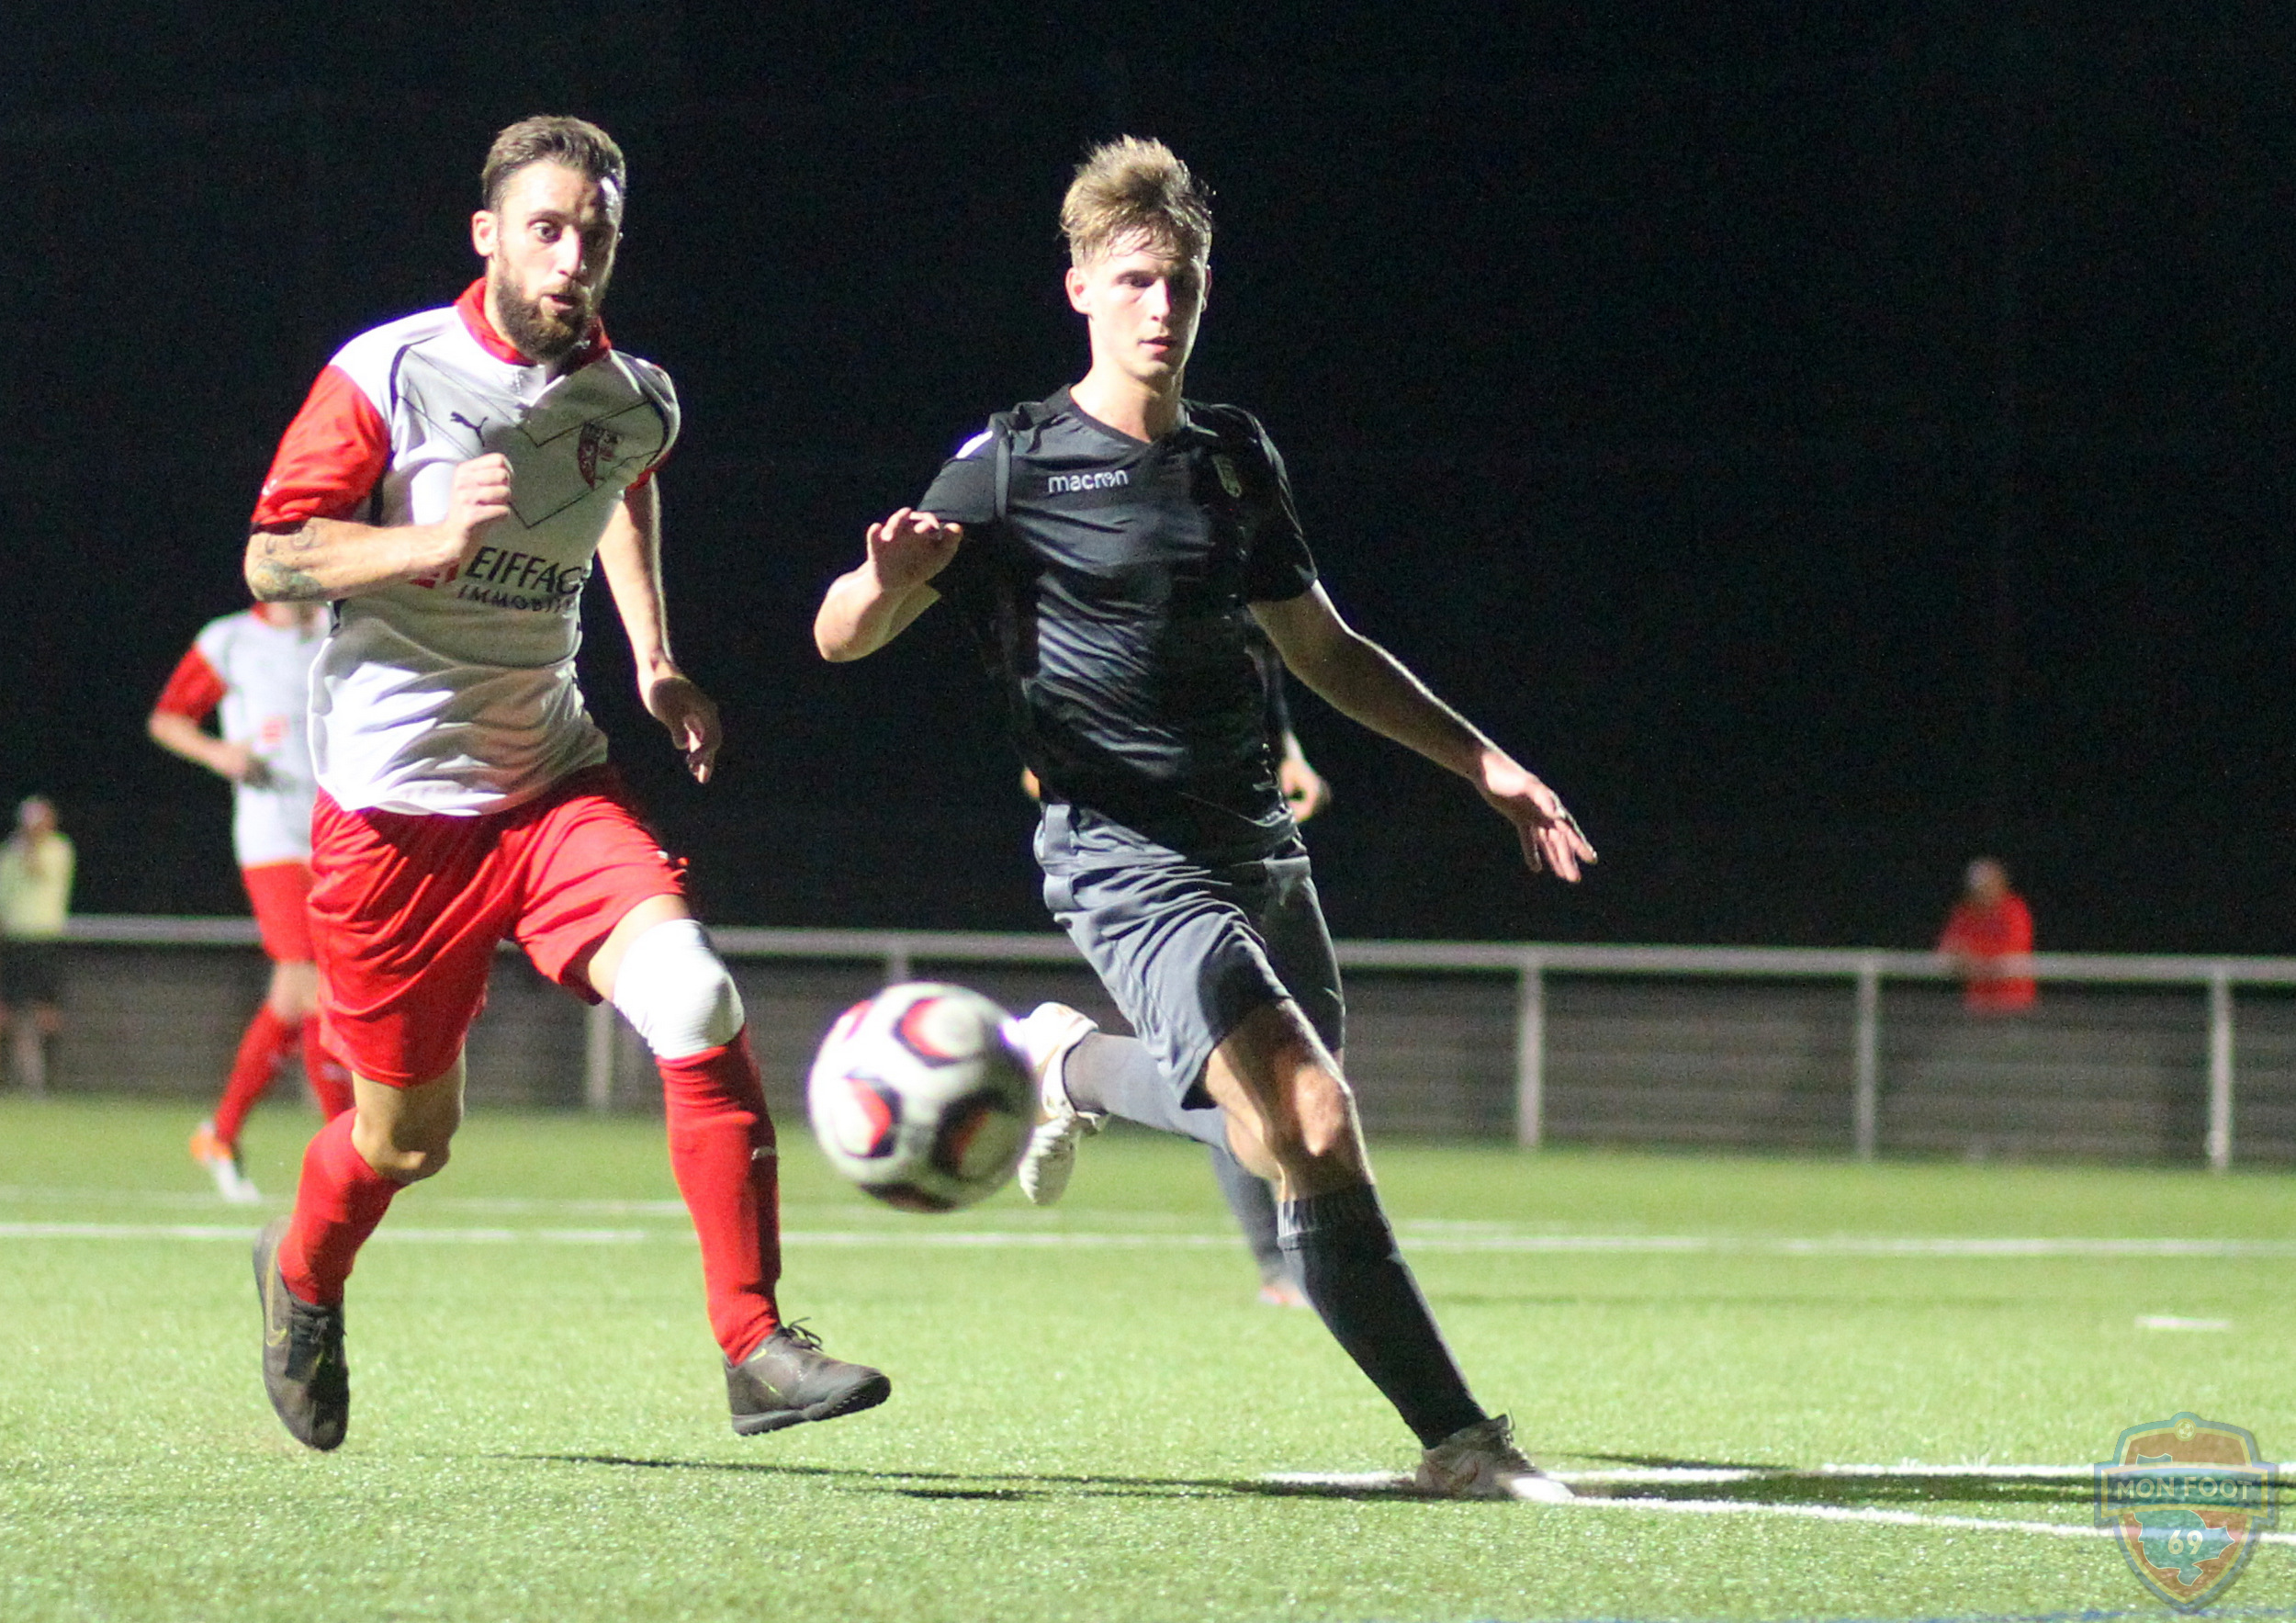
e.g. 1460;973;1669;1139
249;529;328;602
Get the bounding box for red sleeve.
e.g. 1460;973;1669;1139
2001;895;2033;953
152;645;226;723
1937;902;1974;953
251;364;390;531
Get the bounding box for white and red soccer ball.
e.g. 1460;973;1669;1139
805;982;1034;1212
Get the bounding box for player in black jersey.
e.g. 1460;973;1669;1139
816;138;1594;1499
1022;624;1323;1309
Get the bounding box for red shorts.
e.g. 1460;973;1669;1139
310;765;684;1088
242;861;317;963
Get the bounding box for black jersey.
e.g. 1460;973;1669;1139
917;388;1317;858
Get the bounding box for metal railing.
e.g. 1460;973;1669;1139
62;918;2296;1167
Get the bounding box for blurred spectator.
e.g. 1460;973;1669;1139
0;796;76;1092
1938;856;2035;1015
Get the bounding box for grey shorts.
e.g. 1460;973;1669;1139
1035;803;1345;1107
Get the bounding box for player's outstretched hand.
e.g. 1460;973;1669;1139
1475;752;1596;882
646;672;724;783
865;508;963;592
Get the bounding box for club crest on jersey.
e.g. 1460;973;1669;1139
1211;453;1244;499
577;422;621;488
2095;1414;2279;1610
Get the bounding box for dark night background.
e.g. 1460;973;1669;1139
1;5;2290;952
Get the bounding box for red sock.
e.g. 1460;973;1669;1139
280;1110;401;1306
213;1006;298;1144
299;1017;355;1119
658;1029;781;1363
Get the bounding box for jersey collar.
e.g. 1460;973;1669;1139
1057;386;1209;449
455;278;613;371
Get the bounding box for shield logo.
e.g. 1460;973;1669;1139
2095;1414;2278;1610
577;421;621;488
1211;452;1244;499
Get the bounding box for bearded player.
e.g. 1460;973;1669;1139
816;139;1594;1498
242;116;886;1450
151;600;355;1202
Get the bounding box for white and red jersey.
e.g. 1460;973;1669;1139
154;606;325;868
252;280;678;815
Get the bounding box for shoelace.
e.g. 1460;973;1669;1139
776;1319;826;1353
287;1299;344;1373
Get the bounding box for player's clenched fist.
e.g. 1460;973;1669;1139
865;507;963;592
445;453;513;541
406;454;513;580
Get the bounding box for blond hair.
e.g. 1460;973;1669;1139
1061;137;1212;266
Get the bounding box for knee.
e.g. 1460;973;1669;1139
608;919;744;1059
268;963;321;1020
1262;1068;1356;1165
351;1111;457;1184
357;1135;452;1184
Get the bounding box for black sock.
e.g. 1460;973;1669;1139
1278;1183;1485;1447
1063;1033;1229;1148
1210;1144;1289;1280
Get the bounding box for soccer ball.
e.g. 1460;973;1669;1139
805;982;1035;1212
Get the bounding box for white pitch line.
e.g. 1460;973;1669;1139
1262;1468;2296;1546
1564;1496;2296;1544
1561;1465;2099;1485
3;1221;2295;1260
0;1223;658;1245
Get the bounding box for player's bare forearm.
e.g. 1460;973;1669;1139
594;482;675;681
815;565;939;661
247;454;510;603
244;517;465;603
816;508;961;660
595;481;723;783
1255;585;1593;877
147;712;244;780
1253;590;1491;779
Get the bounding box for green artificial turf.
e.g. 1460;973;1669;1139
3;1096;2293;1622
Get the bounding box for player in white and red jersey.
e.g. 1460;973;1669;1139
150;601;355;1203
239;116;886;1451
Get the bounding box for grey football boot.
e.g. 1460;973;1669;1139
253;1215;350;1450
726;1323;891;1436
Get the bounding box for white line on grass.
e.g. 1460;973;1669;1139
1264;1467;2296;1546
0;1223;657;1244
6;1221;2296;1260
1562;1496;2296;1543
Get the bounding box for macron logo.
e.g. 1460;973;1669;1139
1046;469;1130;494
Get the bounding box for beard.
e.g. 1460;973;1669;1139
490;266;600;364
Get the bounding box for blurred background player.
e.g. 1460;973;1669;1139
150;599;353;1202
0;795;73;1095
816;138;1596;1498
1938;856;2036;1014
1023;626;1326;1306
238;115;884;1451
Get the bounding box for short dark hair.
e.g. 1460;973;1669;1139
481;115;626;212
